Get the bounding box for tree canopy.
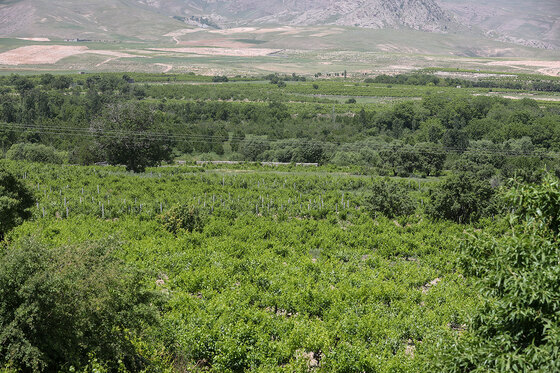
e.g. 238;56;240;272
434;174;560;371
92;103;172;172
0;165;35;239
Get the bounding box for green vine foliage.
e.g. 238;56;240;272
0;160;480;372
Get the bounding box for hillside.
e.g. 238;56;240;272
0;0;455;39
1;0;558;49
438;0;560;49
0;0;186;41
0;0;559;75
147;0;454;32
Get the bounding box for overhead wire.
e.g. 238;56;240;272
0;122;558;159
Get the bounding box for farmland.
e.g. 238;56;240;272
2;160;476;372
2;71;560;371
1;22;559;76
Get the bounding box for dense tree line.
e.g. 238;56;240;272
1;73;560;176
367;73;560;92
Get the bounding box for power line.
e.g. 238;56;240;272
0;122;558;159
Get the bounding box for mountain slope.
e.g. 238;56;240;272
0;0;455;39
138;0;454;32
0;0;186;41
0;0;558;50
254;0;452;32
437;0;560;49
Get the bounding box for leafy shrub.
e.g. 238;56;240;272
212;75;229;83
159;204;204;234
266;138;331;164
427;172;497;223
0;238;160;372
68;140;104;166
6;143;66;164
434;174;560;371
364;178;415;218
0;165;35;240
240;138;270;161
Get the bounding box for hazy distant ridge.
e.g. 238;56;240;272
0;0;558;49
181;0;454;32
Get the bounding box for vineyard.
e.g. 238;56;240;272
1;71;560;372
2;160;476;372
6;162;431;221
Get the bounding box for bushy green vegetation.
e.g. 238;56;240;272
159;204;204;234
431;174;560;371
0;159;475;371
364;178;415;218
0;238;160;372
92;102;173;172
427;172;498;223
1;71;560;371
0;72;559;177
368;73;560;92
0;165;34;239
6;143;66;164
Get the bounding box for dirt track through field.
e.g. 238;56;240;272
154;63;172;72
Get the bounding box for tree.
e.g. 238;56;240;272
92;103;172;173
212;75;229;83
415;118;445;143
364;178;415;218
10;75;35;96
230;129;245;153
0;165;35;240
292;139;328;164
240;138;270;161
427;172;497;223
442;128;469;152
434;174;560;371
415;142;446;176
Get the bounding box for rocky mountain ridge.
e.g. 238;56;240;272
0;0;557;50
139;0;454;32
